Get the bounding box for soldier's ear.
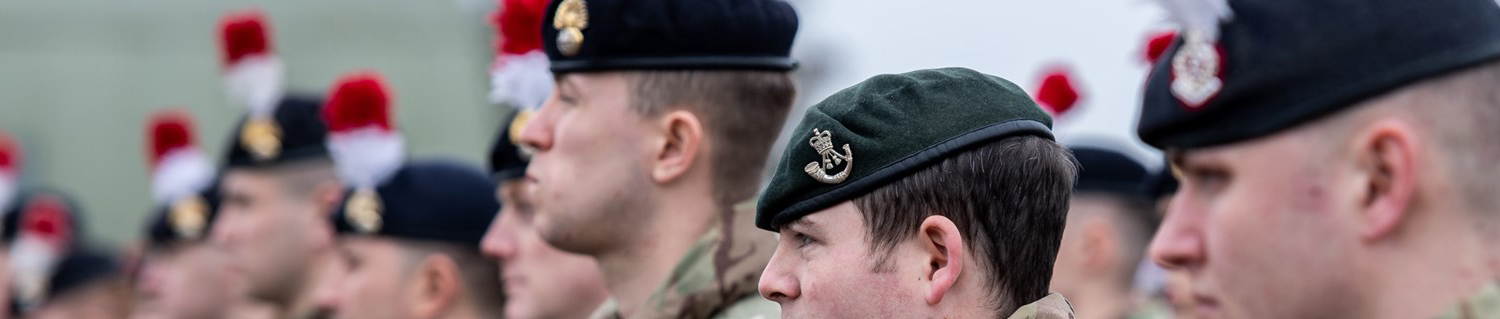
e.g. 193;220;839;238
410;254;462;318
650;109;704;184
918;215;964;305
1350;118;1419;241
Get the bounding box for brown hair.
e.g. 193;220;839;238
852;135;1078;315
623;70;797;204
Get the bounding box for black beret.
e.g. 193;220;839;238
331;159;500;247
1140;159;1179;200
224;94;331;168
1138;0;1500;149
542;0;799;73
44;248;119;302
1071;146;1147;197
144;177;223;247
756;67;1054;231
488;109;532;181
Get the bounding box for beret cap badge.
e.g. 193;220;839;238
553;0;589;56
508;110;535;159
1169;29;1223;108
239;116;283;161
169;195;209;240
346;188;384;234
803;128;853;184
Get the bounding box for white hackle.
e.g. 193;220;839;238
489;50;553;111
150;149;215;205
224;55;286;117
328;127;406;189
1157;0;1233;40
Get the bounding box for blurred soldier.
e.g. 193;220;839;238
755;68;1080;318
0;131;23;319
515;0;800;317
208;10;346;319
314;73;506;319
1049;146;1163;319
132;110;274;319
480;0;609;317
1139;0;1500;318
7;191;129;319
1139;162;1192;319
482;108;609;319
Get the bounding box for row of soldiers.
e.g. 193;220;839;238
2;0;1500;317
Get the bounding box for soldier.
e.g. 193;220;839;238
0;131;22;319
479;0;610;317
754;68;1080;318
208;10;346;319
133;110;273;319
1049;146;1164;319
515;0;800;317
1139;0;1500;318
314;72;507;319
482;108;608;319
7;191;129;319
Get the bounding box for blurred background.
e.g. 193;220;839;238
0;0;1167;245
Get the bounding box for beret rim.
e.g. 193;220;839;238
756;119;1054;231
550;56;799;73
1139;12;1500;149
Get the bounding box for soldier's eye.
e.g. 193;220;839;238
794;233;816;248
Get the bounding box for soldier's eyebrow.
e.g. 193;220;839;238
785;218;822;235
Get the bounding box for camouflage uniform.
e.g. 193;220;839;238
1009;293;1078;319
1437;282;1500;319
590;200;778;319
1122;296;1172;319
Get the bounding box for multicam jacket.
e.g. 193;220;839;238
1008;293;1078;319
590;200;778;319
1437;282;1500;319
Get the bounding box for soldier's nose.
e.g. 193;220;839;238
1150;201;1206;269
519;94;558;152
758;250;800;303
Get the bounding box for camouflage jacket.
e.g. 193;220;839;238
1009;293;1077;319
1437;281;1500;319
590;200;779;319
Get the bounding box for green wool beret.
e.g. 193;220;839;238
755;67;1055;231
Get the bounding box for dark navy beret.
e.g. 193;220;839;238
331;159;500;247
144;177;222;247
1138;0;1500;148
224;94;331;168
541;0;799;73
1070;146;1147;197
488;109;531;181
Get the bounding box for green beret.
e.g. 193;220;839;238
756;67;1055;231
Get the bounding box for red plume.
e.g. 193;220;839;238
219;10;273;67
1145;31;1177;64
1036;68;1082;116
323;72;394;133
147;111;195;169
21;195;71;244
0;132;19;173
492;0;550;55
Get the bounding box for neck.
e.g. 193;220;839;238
1361;206;1493;319
281;251;338;319
595;185;720;318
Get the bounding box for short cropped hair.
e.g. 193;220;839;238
623;70;797;204
852;135;1078;315
397;239;506;315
